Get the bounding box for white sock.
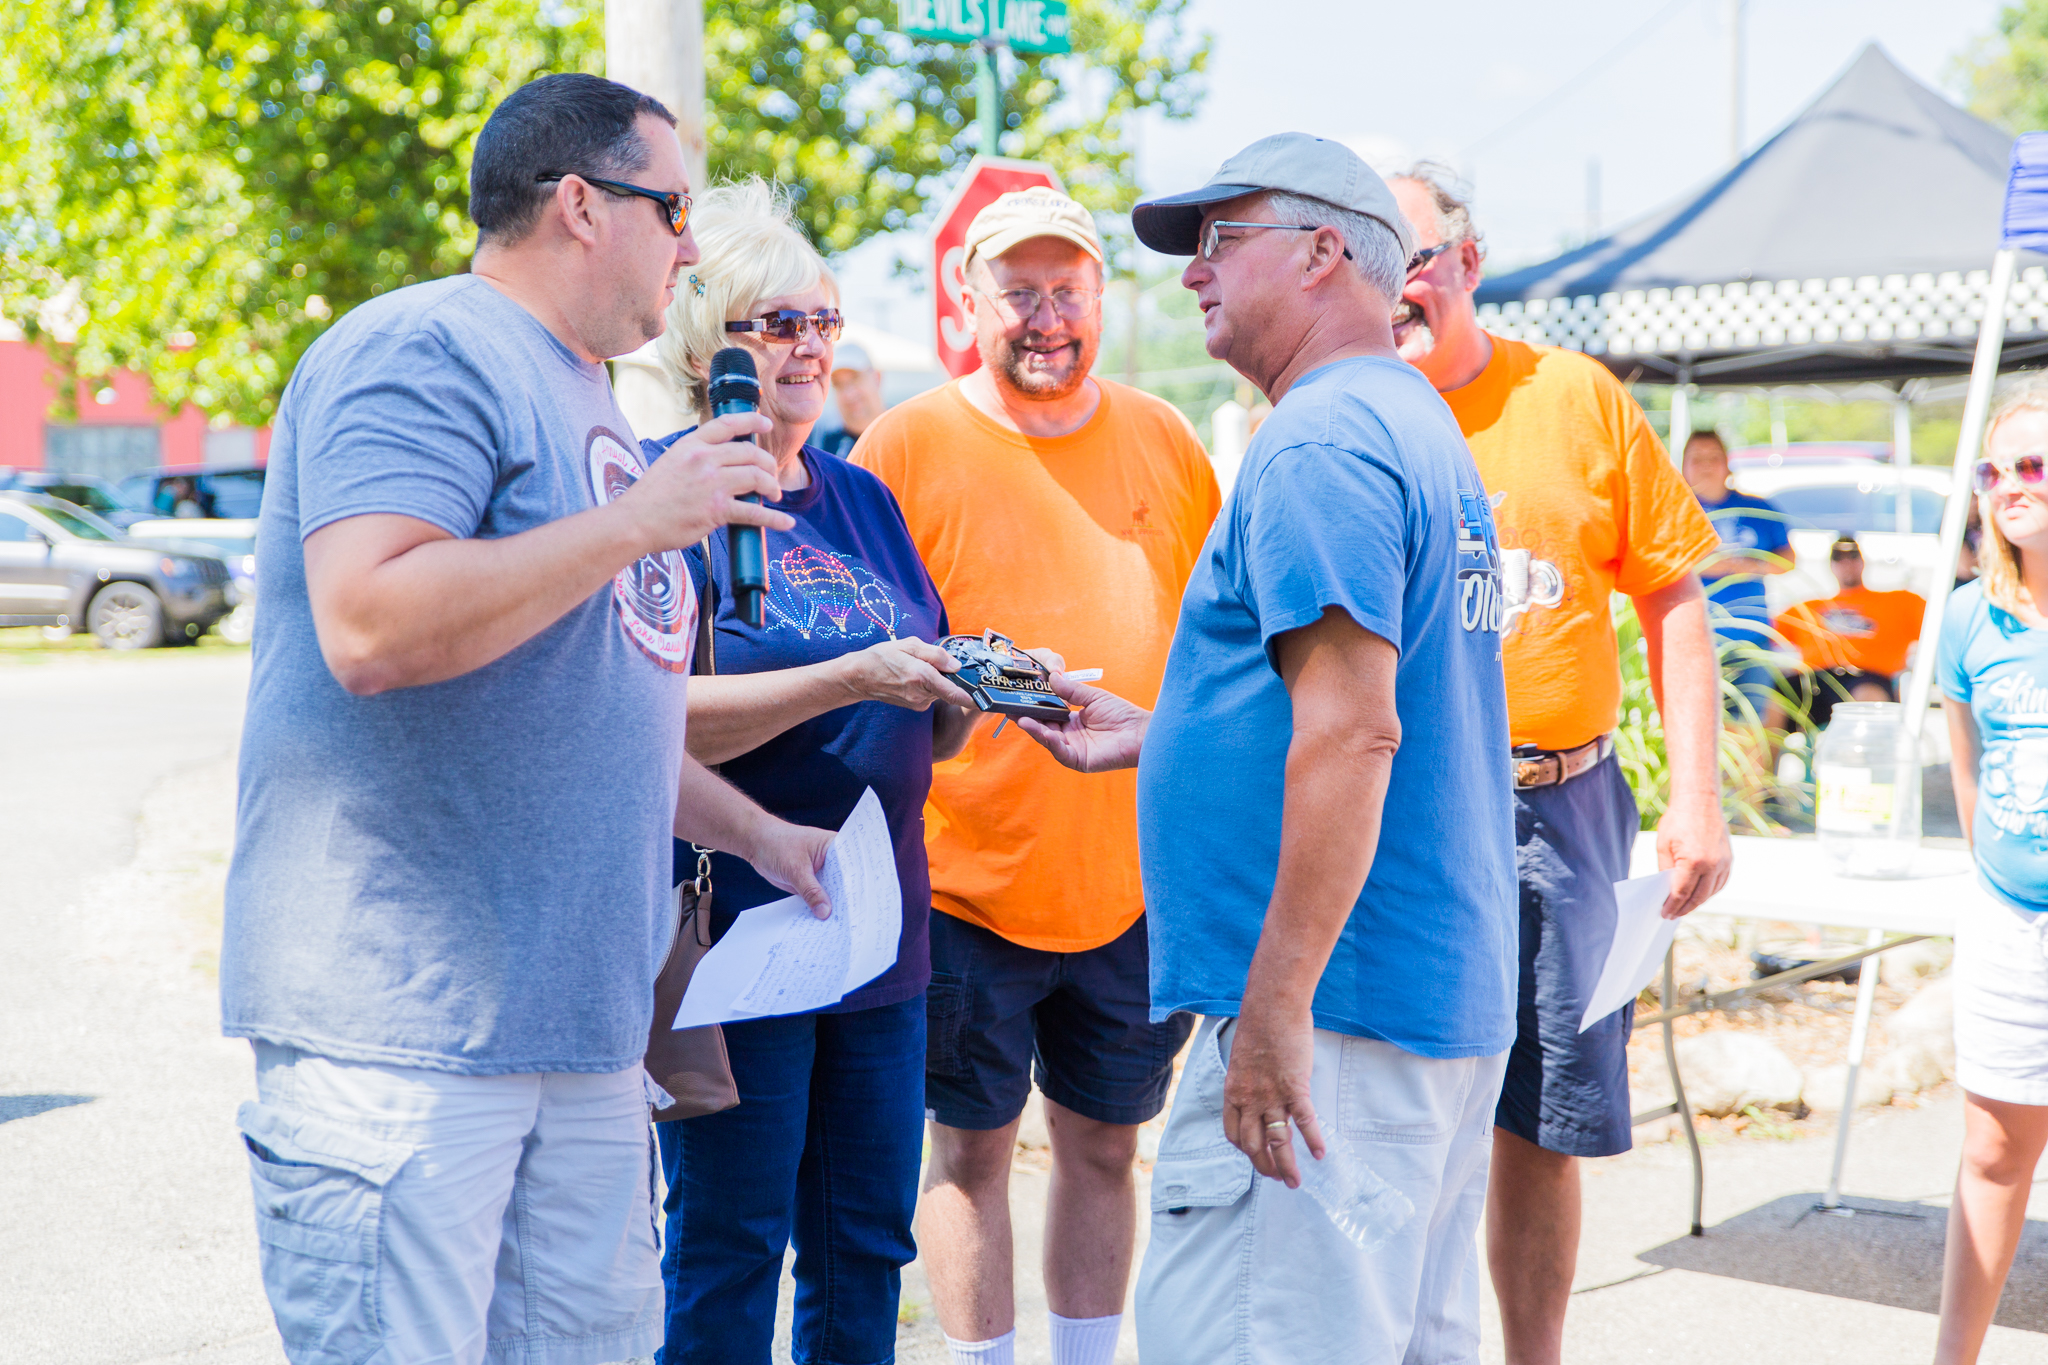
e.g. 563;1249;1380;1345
944;1328;1015;1365
1049;1311;1123;1365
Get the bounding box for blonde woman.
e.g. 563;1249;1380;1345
644;179;980;1362
1937;382;2048;1363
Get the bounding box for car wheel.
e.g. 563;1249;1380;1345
87;582;166;650
218;603;254;645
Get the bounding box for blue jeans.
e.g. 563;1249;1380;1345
655;994;925;1365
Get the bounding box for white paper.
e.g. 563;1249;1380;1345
1577;871;1677;1033
672;788;903;1028
1064;668;1103;682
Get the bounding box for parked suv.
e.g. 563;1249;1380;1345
0;491;234;648
116;464;266;521
1730;464;1951;613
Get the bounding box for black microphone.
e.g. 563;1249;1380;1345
707;347;767;627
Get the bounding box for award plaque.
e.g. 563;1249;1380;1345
939;630;1073;722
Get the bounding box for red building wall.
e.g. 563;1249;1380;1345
0;338;267;471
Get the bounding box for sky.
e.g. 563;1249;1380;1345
836;0;2009;349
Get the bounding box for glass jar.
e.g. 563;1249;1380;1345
1813;702;1922;877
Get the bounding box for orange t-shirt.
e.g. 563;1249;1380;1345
854;379;1220;952
1442;337;1719;752
1773;585;1925;676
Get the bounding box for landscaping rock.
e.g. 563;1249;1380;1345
1801;1062;1893;1115
1672;1033;1804;1116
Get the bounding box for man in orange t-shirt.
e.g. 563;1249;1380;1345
854;189;1218;1362
1392;165;1731;1364
1774;533;1925;726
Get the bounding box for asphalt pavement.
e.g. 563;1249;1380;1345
6;651;2048;1363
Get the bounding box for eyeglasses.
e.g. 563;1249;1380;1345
1406;241;1453;276
976;286;1104;324
1973;453;2048;494
534;173;691;235
724;309;845;344
1200;220;1354;263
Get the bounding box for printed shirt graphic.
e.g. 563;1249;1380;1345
1139;357;1518;1058
854;378;1220;953
1774;584;1925;676
651;437;948;1010
1696;488;1792;645
584;426;696;671
1441;337;1719;751
1941;581;2048;910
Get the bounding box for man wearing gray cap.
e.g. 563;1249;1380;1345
1019;133;1516;1358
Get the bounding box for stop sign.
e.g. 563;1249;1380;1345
930;156;1067;378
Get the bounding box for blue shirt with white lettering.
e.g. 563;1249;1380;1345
1136;357;1517;1058
1940;580;2048;911
1697;488;1792;646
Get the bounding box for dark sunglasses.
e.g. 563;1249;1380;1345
725;309;845;344
1973;453;2048;494
535;173;691;235
1407;241;1453;276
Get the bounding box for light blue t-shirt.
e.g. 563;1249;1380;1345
1136;357;1518;1058
1940;580;2048;912
222;276;694;1074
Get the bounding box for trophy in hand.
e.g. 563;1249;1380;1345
939;629;1074;725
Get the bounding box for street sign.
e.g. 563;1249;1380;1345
929;156;1066;378
897;0;1071;55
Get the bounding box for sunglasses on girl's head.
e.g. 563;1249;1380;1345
1973;453;2048;494
725;309;845;344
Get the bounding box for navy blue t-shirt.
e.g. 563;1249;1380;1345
1697;488;1791;646
646;435;949;1011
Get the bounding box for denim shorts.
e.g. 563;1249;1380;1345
1496;752;1641;1158
925;911;1193;1130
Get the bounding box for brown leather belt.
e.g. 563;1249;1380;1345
1512;733;1616;791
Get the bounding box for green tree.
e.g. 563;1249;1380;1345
1954;1;2048;133
1;0;601;426
2;0;1206;427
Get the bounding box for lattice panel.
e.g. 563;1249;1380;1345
1476;266;2048;357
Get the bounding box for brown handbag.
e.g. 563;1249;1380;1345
643;539;740;1121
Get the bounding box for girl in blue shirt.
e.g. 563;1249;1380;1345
1937;384;2048;1363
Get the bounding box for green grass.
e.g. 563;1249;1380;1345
0;626;251;663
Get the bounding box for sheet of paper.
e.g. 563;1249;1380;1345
672;787;902;1028
1577;871;1677;1033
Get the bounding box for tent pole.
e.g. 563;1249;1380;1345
1671;363;1694;462
1892;386;1914;535
1896;249;2017;760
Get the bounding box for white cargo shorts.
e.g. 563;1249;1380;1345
1135;1016;1508;1365
1956;891;2048;1107
237;1042;663;1365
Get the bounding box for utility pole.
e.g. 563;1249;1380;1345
1728;0;1745;163
606;0;706;191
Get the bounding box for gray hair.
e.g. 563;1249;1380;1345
1262;191;1404;301
1388;160;1486;260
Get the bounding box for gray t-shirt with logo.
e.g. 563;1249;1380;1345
222;275;695;1075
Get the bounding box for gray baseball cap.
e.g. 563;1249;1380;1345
1133;133;1416;261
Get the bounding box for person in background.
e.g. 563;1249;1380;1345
1936;383;2048;1364
1390;163;1730;1365
1772;532;1925;728
221;74;829;1363
1032;131;1517;1363
814;341;887;458
854;188;1218;1365
1683;429;1797;724
1959;509;1984;590
645;177;982;1365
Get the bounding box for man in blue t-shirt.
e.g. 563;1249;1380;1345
1020;134;1516;1362
1684;430;1796;721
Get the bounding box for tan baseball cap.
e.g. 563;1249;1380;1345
964;189;1105;270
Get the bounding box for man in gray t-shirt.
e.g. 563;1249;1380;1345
221;74;829;1363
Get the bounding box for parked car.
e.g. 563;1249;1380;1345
0;468;153;528
116;464;267;521
1729;441;1892;470
0;491;234;648
1729;464;1951;614
126;517;257;644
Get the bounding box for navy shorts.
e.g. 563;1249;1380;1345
1497;752;1641;1158
924;911;1193;1131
